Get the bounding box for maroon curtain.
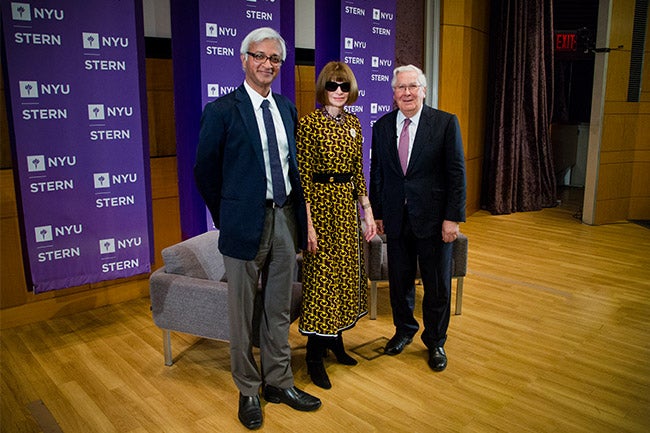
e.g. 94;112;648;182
481;0;557;214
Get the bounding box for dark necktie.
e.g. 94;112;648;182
261;99;287;207
398;118;411;174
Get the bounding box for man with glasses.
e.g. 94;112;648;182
195;27;320;430
370;64;466;373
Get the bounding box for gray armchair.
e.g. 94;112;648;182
364;232;468;319
149;230;302;365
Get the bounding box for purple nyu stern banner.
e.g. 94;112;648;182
341;0;396;181
171;0;294;238
316;0;396;182
1;0;152;293
199;0;285;109
197;0;289;230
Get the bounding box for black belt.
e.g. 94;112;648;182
312;172;353;184
266;193;293;208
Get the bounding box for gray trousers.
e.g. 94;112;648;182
223;204;297;396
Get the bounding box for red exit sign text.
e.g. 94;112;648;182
555;32;577;52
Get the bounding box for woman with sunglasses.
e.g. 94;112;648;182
296;61;377;389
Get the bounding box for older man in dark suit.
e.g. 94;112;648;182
370;64;466;372
194;27;320;430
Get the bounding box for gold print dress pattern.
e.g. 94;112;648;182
297;109;368;336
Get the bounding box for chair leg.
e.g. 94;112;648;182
454;277;464;315
370;281;378;320
163;329;173;366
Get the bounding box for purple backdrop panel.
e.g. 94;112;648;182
316;0;396;182
1;0;152;293
197;0;291;230
200;0;283;108
171;0;294;240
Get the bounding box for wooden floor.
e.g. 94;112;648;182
3;198;650;432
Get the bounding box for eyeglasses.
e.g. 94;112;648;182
325;81;351;92
394;84;421;93
246;51;284;65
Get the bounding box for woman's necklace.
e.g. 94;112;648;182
321;107;345;124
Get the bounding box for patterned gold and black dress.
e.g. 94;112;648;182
296;108;368;336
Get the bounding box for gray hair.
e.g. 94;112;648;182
240;27;286;61
391;64;427;89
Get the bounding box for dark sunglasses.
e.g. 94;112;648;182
325;81;351;92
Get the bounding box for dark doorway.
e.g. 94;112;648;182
552;0;599;215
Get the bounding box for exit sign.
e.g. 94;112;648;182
555;31;578;52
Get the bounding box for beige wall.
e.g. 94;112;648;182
592;0;650;223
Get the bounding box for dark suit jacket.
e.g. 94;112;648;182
194;85;307;260
370;105;466;239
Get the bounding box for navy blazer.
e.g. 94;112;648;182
369;105;466;239
194;85;307;260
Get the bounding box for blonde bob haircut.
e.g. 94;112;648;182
315;61;359;106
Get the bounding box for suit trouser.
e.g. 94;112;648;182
386;207;452;348
223;204;297;396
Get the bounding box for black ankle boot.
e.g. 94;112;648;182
307;360;331;389
329;332;358;366
306;336;332;389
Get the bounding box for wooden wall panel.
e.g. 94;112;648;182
637;110;650;147
439;25;468;124
609;0;636;49
598;162;634;200
467;28;488;161
593;0;650;224
149;157;182;271
601;113;637;152
605;51;632;102
146;58;177;157
629;196;650;218
595;163;632;222
595;197;633;223
631;161;650;196
151;196;181;271
0;213;26;308
0;58;11;170
439;0;490;216
295;65;315;119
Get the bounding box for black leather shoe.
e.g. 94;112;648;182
384;333;413;355
238;394;262;430
263;385;321;411
428;346;447;372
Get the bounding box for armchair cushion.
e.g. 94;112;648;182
161;231;227;282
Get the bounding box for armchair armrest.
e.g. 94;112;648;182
452;232;468;277
365;234;385;281
149;268;230;342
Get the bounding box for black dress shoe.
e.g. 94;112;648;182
263;385;321;411
238;394;262;430
384;333;413;355
428;346;447;372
